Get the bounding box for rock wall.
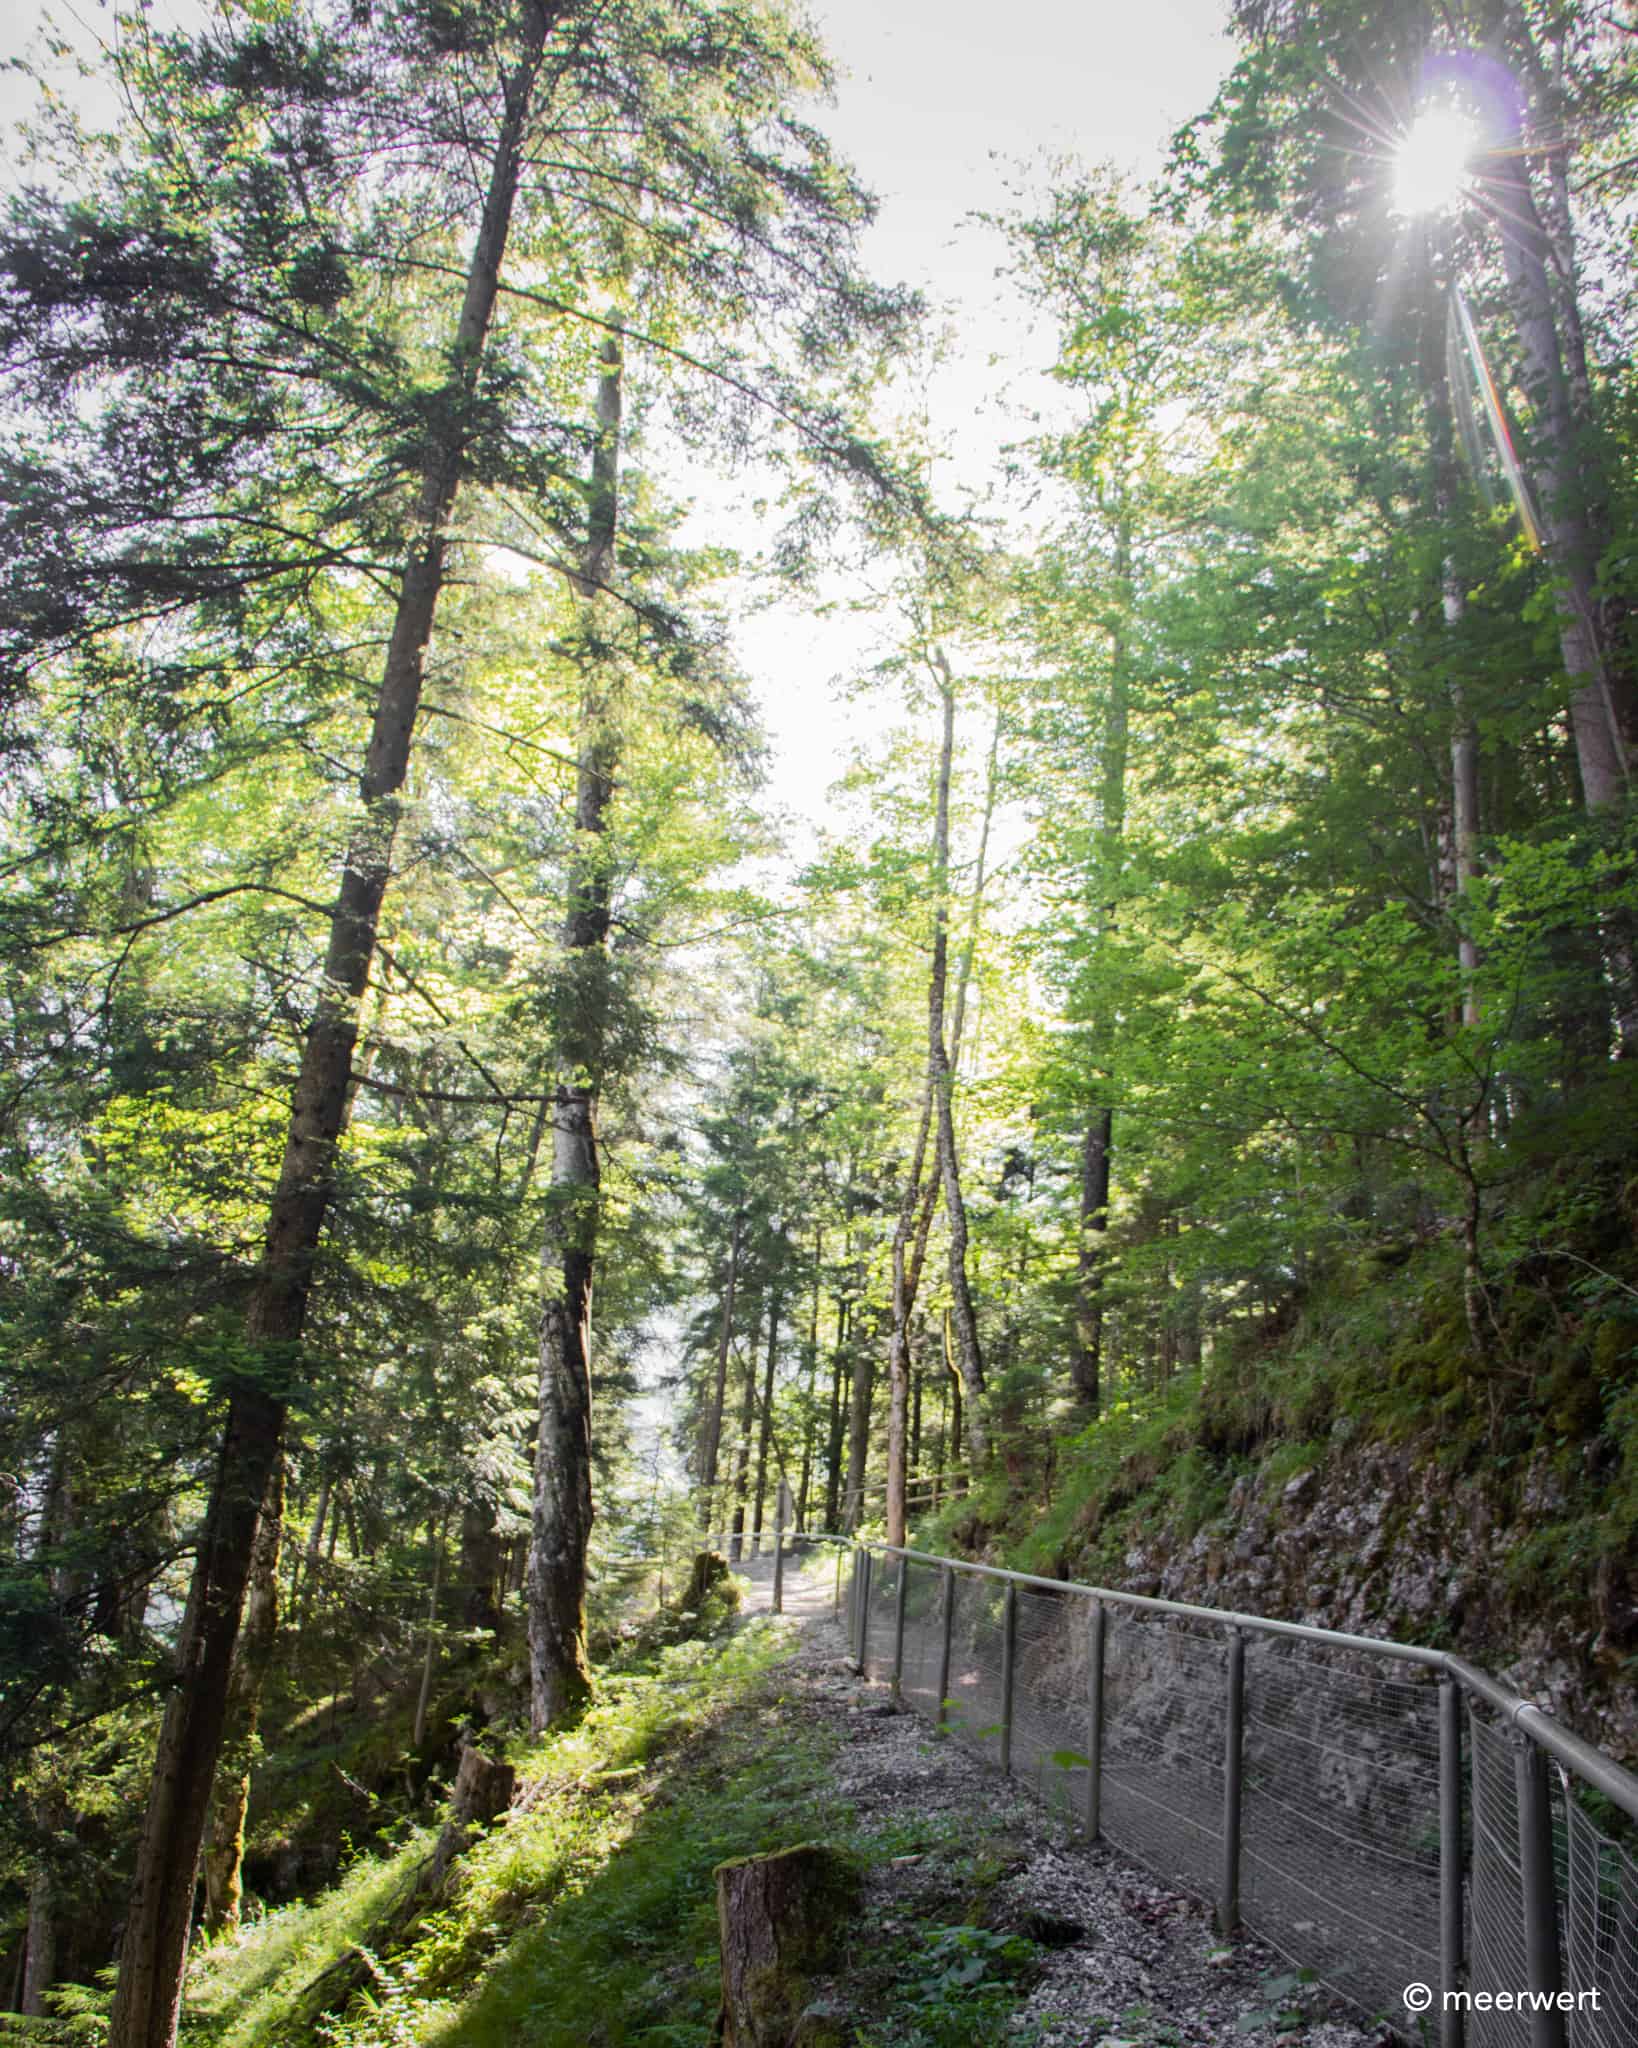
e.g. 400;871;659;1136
1108;1438;1638;1765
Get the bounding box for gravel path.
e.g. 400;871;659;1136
741;1552;1389;2048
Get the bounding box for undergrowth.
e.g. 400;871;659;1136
181;1612;838;2048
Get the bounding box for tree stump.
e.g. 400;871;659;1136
685;1549;730;1610
424;1743;515;1895
714;1844;857;2047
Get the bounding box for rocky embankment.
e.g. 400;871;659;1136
1111;1438;1638;1762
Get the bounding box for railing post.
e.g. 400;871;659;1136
1218;1629;1245;1934
1439;1677;1465;2048
833;1542;842;1616
891;1555;909;1700
854;1546;872;1672
1085;1597;1106;1841
936;1565;955;1733
1514;1736;1568;2048
999;1580;1018;1776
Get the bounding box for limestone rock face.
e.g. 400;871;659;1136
1104;1442;1638;1762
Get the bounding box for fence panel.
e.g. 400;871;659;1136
1009;1585;1094;1821
841;1546;1638;2046
940;1568;1008;1769
896;1557;944;1720
1469;1707;1535;2048
1240;1634;1441;2024
863;1550;901;1684
1562;1795;1638;2046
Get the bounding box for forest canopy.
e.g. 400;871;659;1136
1;0;1636;2042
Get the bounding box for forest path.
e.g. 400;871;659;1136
724;1550;1378;2048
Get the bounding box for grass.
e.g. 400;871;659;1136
181;1613;848;2048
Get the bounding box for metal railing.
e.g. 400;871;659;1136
843;1543;1638;2048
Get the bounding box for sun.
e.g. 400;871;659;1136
1393;106;1479;217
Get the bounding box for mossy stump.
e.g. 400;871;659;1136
685;1549;731;1610
713;1843;857;2047
425;1743;516;1895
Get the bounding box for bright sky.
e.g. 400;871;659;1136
739;0;1236;831
0;0;1237;832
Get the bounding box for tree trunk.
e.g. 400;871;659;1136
459;1499;504;1637
527;325;623;1737
425;1745;516;1898
885;700;999;1539
202;1452;284;1935
107;27;553;2041
751;1282;782;1555
883;1075;932;1548
728;1304;758;1563
1074;1108;1113;1412
697;1215;744;1527
822;1309;846;1532
928;653;986;1467
841;1337;873;1532
1488;150;1632;807
20;1865;54;2019
1073;514;1132;1411
795;1229;821;1531
943;1312;963;1488
412;1511;447;1752
290;1471;330;1619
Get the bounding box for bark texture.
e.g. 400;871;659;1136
714;1845;857;2048
927;653;986;1467
697;1215;743;1524
106;22;553;2041
425;1745;516;1897
527;326;622;1735
202;1453;285;1934
1072;516;1131;1412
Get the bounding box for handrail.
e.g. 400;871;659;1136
878;1543;1448;1669
866;1541;1638;1824
845;1534;1638;2046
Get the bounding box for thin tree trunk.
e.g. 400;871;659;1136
202;1453;284;1934
1488;150;1632;807
528;324;623;1736
290;1471;330;1620
20;1867;53;2019
943;1311;963;1488
928;651;986;1466
696;1214;743;1527
822;1305;846;1531
729;1316;758;1563
795;1230;820;1532
750;1282;781;1555
459;1499;504;1637
886;700;1000;1539
413;1511;448;1752
107;31;553;2041
842;1336;873;1532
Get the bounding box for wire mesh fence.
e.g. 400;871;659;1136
843;1544;1638;2047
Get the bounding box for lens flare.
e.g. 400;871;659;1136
1393;107;1477;216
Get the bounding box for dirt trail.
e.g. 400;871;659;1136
737;1548;1385;2048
